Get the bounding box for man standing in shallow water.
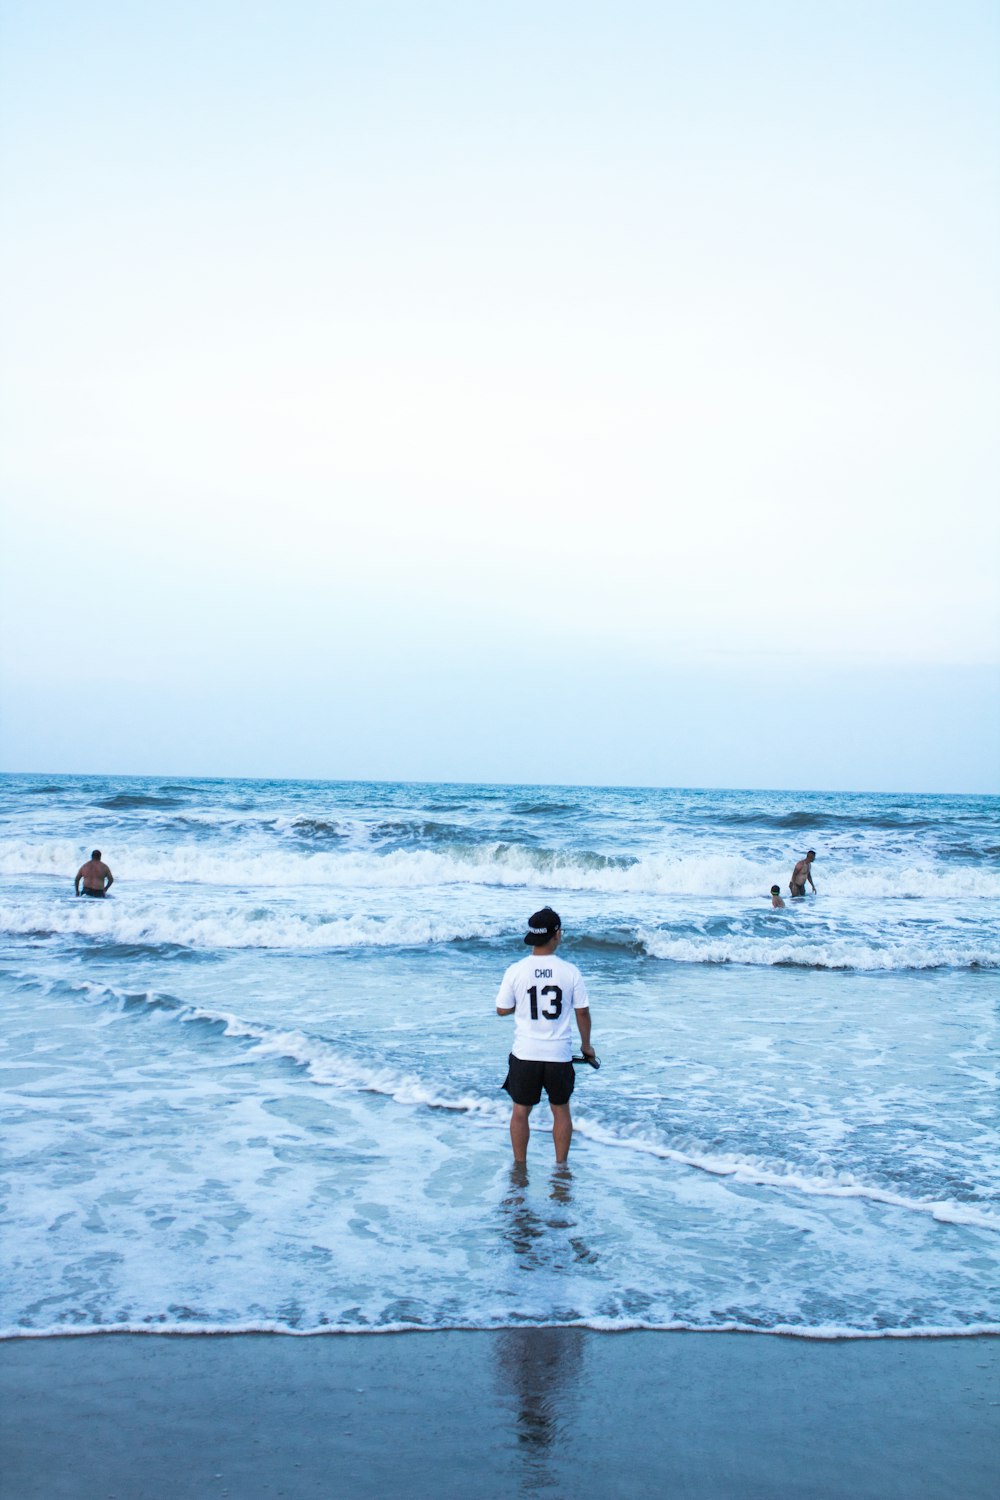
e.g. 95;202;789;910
495;907;595;1164
789;850;817;899
75;850;113;897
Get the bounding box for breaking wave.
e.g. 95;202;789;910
5;841;999;900
638;930;1000;971
4;899;993;969
0;902;507;951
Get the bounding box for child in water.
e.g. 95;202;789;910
770;885;785;909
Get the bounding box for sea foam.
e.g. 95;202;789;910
5;840;999;900
60;979;1000;1235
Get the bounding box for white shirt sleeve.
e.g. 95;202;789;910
571;968;590;1010
495;965;516;1009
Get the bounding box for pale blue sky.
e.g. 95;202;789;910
1;2;998;790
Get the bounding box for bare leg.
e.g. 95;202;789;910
551;1103;572;1163
510;1104;531;1162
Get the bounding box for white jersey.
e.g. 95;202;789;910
495;953;590;1062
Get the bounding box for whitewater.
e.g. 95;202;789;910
1;774;998;1341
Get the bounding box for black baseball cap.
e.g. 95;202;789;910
524;907;561;945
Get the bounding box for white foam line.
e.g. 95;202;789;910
2;1320;998;1343
638;931;1000;972
0;903;507;952
194;1008;510;1124
572;1119;1000;1232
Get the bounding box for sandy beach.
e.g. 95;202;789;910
2;1329;997;1499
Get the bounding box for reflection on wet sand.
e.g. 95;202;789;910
495;1165;593;1488
495;1324;587;1488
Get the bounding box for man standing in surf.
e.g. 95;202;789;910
495;907;595;1164
75;850;114;897
789;850;817;899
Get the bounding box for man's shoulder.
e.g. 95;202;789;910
552;954;585;982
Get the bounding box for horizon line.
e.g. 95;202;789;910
2;769;997;800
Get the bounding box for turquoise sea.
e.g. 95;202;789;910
1;775;998;1339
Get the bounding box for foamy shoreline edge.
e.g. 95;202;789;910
3;1319;1000;1342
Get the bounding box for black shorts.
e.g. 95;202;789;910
502;1054;575;1108
789;883;806;898
82;888;107;898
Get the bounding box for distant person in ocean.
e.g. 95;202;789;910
495;906;595;1164
770;885;785;908
75;850;113;897
789;851;816;899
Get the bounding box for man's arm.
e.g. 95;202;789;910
103;866;114;892
575;1006;594;1058
807;864;816;892
74;867;83;895
495;967;515;1016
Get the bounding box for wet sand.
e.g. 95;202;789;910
1;1329;997;1498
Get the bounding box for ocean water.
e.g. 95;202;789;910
1;774;998;1341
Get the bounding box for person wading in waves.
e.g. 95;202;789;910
789;851;817;899
75;850;114;898
495;907;595;1164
